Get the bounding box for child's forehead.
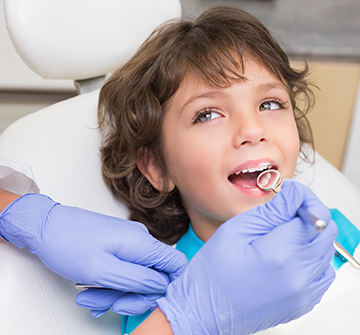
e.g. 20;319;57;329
183;71;234;90
178;59;284;93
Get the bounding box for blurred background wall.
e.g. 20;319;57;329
1;0;360;190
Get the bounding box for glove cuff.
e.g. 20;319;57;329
0;193;59;253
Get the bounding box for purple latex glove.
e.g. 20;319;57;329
157;180;337;335
0;194;187;316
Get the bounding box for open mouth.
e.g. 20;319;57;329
228;165;275;189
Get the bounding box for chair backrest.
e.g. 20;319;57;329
0;89;129;217
4;0;181;80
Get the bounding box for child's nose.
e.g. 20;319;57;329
232;113;269;148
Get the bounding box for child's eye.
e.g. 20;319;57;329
193;109;222;123
259;100;283;111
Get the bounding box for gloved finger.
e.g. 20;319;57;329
294;220;336;278
111;235;188;283
76;288;159;318
90;309;110;319
305;219;337;253
129;240;188;282
112;293;163;316
305;264;336;309
255;216;336;260
251;217;335;282
264;179;331;227
279;264;335;322
302;244;336;285
76;288;125;310
83;258;170;293
249;218;317;275
257;179;329;232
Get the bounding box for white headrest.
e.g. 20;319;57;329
4;0;181;80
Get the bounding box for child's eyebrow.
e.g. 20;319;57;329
180;90;225;113
257;82;288;93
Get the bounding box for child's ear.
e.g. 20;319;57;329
137;148;175;192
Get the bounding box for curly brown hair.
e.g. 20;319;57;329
98;6;315;244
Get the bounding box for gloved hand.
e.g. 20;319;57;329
156;180;338;335
0;193;187;316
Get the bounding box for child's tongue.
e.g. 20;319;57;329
229;171;261;189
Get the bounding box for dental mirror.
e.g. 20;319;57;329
256;169;283;193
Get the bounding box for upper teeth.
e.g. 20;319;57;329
235;165;272;175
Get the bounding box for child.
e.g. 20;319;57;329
99;5;314;245
97;6;360;334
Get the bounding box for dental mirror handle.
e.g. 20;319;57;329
297;206;327;232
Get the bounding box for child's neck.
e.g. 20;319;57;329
191;221;220;242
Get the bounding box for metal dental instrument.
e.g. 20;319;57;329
257;169;360;269
256;169;283;193
75;283;108;290
334;241;360;269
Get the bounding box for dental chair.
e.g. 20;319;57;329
1;0;360;334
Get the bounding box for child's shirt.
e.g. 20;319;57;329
121;209;360;334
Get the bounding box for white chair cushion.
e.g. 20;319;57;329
4;0;181;80
0;89;129;218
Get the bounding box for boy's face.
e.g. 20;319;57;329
161;60;300;241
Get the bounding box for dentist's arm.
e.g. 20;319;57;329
131;308;173;335
0;189;20;212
